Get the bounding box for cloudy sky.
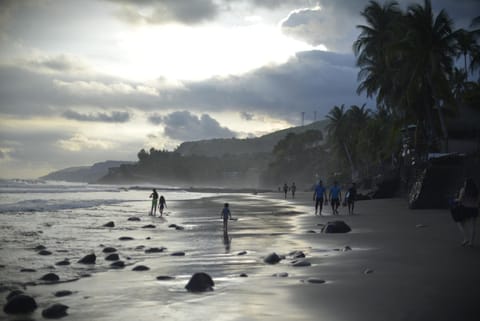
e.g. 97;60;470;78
0;0;478;178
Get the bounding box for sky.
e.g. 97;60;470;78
0;0;478;179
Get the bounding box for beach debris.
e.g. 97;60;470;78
110;261;125;269
55;259;70;266
145;247;166;253
322;221;351;233
272;272;289;277
40;273;60;282
128;216;141;221
38;250;52;256
103;221;115;227
156;275;175;281
3;294;37;314
102;247;117;253
105;253;120;261
415;224;427;228
118;236;134;241
185;272;215;292
292;260;311;267
170;251;186;256
132;265;150;271
78;253;96;264
239;273;248;277
20;268;36;272
142;224;156;228
264;252;282;264
363;268;374;275
42;303;69;319
237;251;247;256
54;290;73;297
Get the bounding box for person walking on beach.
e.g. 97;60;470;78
346;182;357;215
452;178;479;247
313;180;328;215
291;182;297;199
158;195;167;216
329;181;342;215
149;189;159;216
221;203;232;232
283;183;289;199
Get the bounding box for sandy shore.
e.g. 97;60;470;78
2;191;480;321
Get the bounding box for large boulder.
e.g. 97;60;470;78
78;253;96;264
322;221;351;233
264;252;281;264
105;253;119;261
40;273;60;282
3;294;37;314
42;303;69;319
185;272;214;292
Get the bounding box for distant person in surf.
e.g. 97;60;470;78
291;182;297;199
149;189;158;216
221;203;232;232
158;195;167;216
283;183;288;199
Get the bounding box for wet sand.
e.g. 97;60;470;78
1;191;480;321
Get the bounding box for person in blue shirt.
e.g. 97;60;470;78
313;180;328;215
329;181;342;215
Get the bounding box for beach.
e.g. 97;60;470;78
1;182;480;321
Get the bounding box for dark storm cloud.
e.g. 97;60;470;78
160;111;237;141
148;113;163;125
63;110;130;123
0;50;364;123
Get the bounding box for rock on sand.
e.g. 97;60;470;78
42;303;69;319
185;272;214;292
3;294;37;314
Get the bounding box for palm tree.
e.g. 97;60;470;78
326;105;356;179
453;28;480;77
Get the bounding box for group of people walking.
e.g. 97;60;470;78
313;180;357;216
282;182;297;199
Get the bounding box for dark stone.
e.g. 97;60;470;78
3;294;37;314
364;268;374;274
168;224;177;228
34;245;47;251
142;224;156;228
119;236;134;241
264;252;281;264
343;246;352;251
6;290;23;301
185;272;214;292
292;260;311;267
110;261;125;268
78;253;96;264
42;303;69;319
145;247;165;253
20;268;36;272
146;237;151;240
307;278;326;284
103;221;115;227
306;230;316;234
156;276;175;281
105;253;119;261
322;221;351;233
175;225;185;230
272;272;289;277
237;251;247;256
239;273;248;277
38;250;52;255
55;259;70;266
40;273;60;282
54;290;73;297
170;251;185;256
132;265;149;271
102;247;117;253
128;217;141;221
289;250;306;259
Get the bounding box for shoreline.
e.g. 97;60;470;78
2;191;480;321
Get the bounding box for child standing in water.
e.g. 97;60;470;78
158;195;167;216
221;203;232;231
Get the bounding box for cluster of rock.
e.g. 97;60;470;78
3;291;69;319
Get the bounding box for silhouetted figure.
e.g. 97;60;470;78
346;182;357;215
329;181;342;215
221;203;232;232
291;182;296;199
283;183;288;199
452;178;479;246
149;189;158;216
158;195;167;216
313;180;328;215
